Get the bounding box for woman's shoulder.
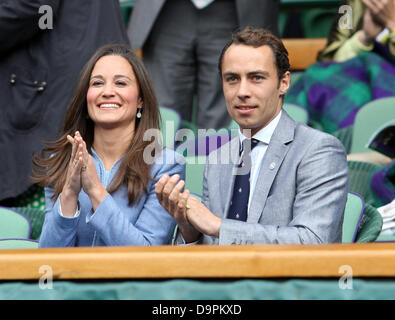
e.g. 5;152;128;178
152;147;185;167
148;147;185;179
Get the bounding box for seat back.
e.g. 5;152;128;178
160;106;182;149
13;207;46;241
0;207;31;239
342;192;365;243
184;156;206;196
0;238;39;249
176;132;231;157
347;161;382;207
356;204;383;242
351;97;395;154
283;103;309;124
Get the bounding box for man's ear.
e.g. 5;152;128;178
279;71;291;96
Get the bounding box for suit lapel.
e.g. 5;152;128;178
220;136;240;218
247;111;296;223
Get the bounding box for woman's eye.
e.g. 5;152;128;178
91;81;103;86
115;81;127;86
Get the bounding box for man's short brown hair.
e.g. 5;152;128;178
218;27;290;80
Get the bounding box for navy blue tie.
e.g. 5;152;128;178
227;138;259;222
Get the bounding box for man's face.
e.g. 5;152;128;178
221;44;290;136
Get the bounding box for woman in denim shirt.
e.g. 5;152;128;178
33;44;185;247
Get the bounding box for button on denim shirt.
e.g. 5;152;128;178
39;148;185;247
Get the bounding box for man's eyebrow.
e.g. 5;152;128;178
222;71;238;77
222;70;270;77
248;70;270;77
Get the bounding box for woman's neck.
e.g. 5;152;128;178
92;126;134;171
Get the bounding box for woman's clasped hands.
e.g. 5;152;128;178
61;131;106;216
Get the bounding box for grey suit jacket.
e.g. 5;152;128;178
199;111;349;245
128;0;279;51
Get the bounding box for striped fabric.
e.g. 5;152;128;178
285;49;395;134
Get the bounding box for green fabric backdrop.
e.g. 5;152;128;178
1;279;395;300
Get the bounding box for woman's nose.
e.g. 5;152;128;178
102;83;116;97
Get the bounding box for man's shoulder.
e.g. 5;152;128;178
294;123;344;148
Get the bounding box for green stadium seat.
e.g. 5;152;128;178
0;207;31;239
0;238;39;249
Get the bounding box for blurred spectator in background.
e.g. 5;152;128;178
0;0;129;206
127;0;279;130
285;0;395;135
318;0;395;62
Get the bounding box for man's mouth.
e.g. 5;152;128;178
235;105;256;114
236;105;255;110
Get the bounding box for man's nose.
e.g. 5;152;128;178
237;79;251;99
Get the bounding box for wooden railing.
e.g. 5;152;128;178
282;38;327;70
281;0;340;7
1;243;395;280
136;38;328;71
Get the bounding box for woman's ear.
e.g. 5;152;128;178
138;97;143;108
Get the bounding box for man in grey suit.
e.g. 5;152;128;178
127;0;279;129
155;27;349;245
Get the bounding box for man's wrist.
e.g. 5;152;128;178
178;224;201;243
386;20;395;31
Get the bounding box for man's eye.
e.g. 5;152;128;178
226;76;237;82
252;75;264;81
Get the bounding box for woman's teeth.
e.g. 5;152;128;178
100;104;120;108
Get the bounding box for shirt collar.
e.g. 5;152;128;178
238;110;282;149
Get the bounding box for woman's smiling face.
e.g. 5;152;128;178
86;55;142;130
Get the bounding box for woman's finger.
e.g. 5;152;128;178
168;179;185;217
155;174;170;204
162;174;180;211
67;134;78;167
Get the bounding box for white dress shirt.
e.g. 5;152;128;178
239;110;282;212
178;110;282;245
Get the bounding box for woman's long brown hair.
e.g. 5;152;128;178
32;44;161;205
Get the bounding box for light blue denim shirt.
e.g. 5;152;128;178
39;148;185;247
